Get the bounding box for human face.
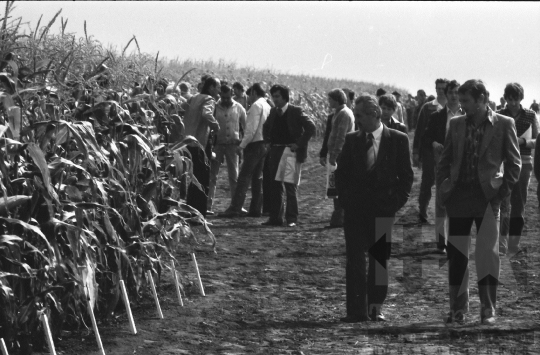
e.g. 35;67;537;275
446;87;460;107
435;83;447;99
459;92;484;118
380;104;395;121
505;96;522;113
220;91;232;107
328;96;339;109
354;104;379;132
233;88;243;97
272;91;287;108
209;80;221;98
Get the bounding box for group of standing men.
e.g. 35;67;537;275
182;75;537;326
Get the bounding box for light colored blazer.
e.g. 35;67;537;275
436;109;521;203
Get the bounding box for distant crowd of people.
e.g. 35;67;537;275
175;75;539;326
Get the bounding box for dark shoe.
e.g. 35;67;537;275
508;248;524;258
218;210;241;218
340;315;369;323
262;211;270;217
445;311;465;324
434;247;446;255
246;213;261;218
324;224;342;229
418;214;428;224
287;222;297;227
261;220;282;226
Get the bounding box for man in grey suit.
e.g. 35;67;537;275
437;79;521;325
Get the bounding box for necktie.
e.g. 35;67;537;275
277;107;283;117
366;133;375;170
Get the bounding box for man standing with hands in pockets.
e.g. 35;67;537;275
437;79;521;325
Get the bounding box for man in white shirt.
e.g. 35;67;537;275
207;85;247;214
219;83;271;217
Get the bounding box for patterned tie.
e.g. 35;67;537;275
366;133;375;170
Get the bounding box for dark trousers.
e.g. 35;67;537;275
418;151;435;219
228;141;268;215
500;163;532;253
330;197;344;226
267;146;299;224
343;206;393;318
186;145;210;218
262;154;272;214
445;188;501;320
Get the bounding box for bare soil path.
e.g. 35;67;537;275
56;136;540;355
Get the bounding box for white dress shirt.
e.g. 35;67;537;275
240;97;271;148
366;123;384;169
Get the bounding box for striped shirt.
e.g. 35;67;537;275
457;111;491;187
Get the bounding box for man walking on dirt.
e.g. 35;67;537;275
413;78;449;223
319;88;355;228
207;84;247;214
437;79;521;325
335;94;413;322
497;83;538;256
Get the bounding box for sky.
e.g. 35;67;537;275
11;1;540;106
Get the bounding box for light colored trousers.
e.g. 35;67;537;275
208;144;239;210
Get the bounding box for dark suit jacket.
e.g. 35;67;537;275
385;117;407;135
535;138;540;182
263;104;316;163
335;125;414;215
436;110;521;204
319;113;334;158
422;106;448;152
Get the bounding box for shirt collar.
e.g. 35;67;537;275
280;103;289;114
446;105;463;116
369;122;384;139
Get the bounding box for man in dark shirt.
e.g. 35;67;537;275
437;79;521;326
262;85;316;227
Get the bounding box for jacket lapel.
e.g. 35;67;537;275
479;113;497;158
355;131;367;173
455;117;466;168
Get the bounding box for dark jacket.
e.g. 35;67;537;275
413;99;442;161
535;138;540;182
422;106;449;152
335;125;414;215
384;117;407;135
319;113;334;158
263;104;316;163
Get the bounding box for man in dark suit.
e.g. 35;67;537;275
437;79;521;325
335;94;414;322
262;84;316;227
423;80;462;253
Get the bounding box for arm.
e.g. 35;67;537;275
201;96;219;131
412;103;428;154
239;103;259;149
262;109;274;143
436;120;454;187
294;107;316;149
319;114;333;158
328;111;353;165
524;113;538;149
535;137;540;181
500;119;522;199
394;133;414;211
239;105;247;137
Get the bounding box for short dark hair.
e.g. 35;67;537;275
232;82;244;92
250;83;266;97
435;78;450;86
355;93;382;119
201;76;220;95
378;94;397;111
458;79;488;103
417;89;426;97
444;80;461;95
503;83;524;101
327;88;347;106
347;90;355;101
376;88;387;97
270;84;290;102
201;74;210;83
392;91;401;97
220;84;232;94
179;82;190;92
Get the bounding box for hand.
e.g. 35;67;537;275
320;157;326;167
518;137;526;146
413;153;420;168
290;143;299;152
432;142;444;154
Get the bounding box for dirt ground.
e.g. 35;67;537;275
53;136;540;355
